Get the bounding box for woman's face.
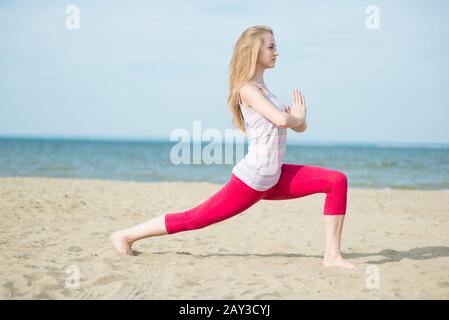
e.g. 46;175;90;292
257;32;278;68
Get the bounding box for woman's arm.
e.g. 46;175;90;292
285;104;307;132
240;83;304;128
291;119;307;132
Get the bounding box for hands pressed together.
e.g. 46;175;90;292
285;88;307;122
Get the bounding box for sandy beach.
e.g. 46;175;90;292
0;176;448;299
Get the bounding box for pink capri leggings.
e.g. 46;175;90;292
165;163;348;234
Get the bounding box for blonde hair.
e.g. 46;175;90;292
227;25;274;134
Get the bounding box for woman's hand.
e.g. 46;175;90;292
286;88;307;120
286;89;307;131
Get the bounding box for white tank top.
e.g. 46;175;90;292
232;82;288;191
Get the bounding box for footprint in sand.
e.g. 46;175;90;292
22;272;45;286
240;289;253;295
2;281;15;298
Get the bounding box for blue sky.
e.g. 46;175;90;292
0;0;448;145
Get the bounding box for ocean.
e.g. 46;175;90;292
1;137;448;191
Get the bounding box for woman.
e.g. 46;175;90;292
111;25;358;269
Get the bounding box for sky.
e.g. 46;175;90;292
0;0;448;145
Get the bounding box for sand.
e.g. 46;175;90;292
0;176;448;299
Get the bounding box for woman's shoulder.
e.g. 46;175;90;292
239;82;268;108
241;81;269;93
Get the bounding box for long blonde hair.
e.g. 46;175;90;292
227;25;273;134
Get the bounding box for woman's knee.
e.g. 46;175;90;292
165;212;206;234
182;213;207;231
330;170;348;189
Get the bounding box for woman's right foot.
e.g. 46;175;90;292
110;231;134;256
323;254;359;269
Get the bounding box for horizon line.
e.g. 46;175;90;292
0;134;448;149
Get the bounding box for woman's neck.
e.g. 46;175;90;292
250;77;267;89
252;65;266;86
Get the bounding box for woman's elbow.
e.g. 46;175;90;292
294;120;308;132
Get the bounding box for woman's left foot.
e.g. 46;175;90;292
323;255;359;269
110;231;134;256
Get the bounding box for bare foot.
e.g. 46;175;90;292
323;255;359;270
110;231;134;256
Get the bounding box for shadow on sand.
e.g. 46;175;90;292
147;246;449;265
